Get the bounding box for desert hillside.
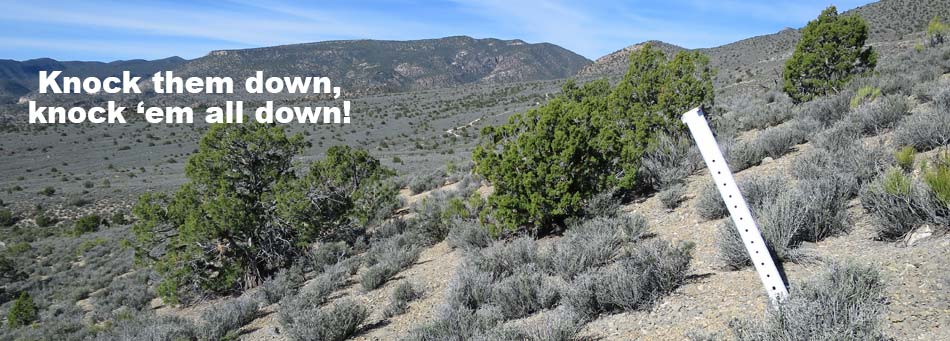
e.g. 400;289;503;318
1;1;949;340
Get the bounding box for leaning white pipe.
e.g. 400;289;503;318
680;107;789;303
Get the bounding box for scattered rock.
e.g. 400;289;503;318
905;225;934;246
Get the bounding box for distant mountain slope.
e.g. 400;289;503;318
575;41;685;79
852;0;950;42
0;57;187;103
579;0;950;83
170;36;590;94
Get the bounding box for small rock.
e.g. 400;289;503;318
905;225;933;246
761;157;774;164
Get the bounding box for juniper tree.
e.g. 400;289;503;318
474;44;713;233
783;6;876;103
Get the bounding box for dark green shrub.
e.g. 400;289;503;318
924;153;950;206
39;187;55;197
6;292;37;328
895;146;916;172
131;123;395;302
72;215;102;236
927;16;947;47
110;211;128;226
783;6;876;103
474;45;713;232
275;145;398;243
0;209;15;227
34;210;55;227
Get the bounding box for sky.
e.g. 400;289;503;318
1;0;875;62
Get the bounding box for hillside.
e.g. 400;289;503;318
575;40;685;78
2;0;950;340
171;36;590;95
0;57;187;103
578;0;950;83
0;36;589;104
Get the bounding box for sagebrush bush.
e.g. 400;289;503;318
695;175;785;221
658;184;686;210
719;177;849;269
198;297;260;341
639;131;703;191
287;261;353;310
581;190;621;218
845;94;909;136
722;138;765;172
893;109;950;152
860;170;932;240
794;91;850;126
548;215;646;280
279;298;368;341
259;265;305;305
564;240;693;320
695;183;729;220
361;247;420;291
447;219;493;251
90;270;153;321
409;169;446;194
482;307;583;341
406;305;502;341
307;241;352;272
444;263;494;311
103;313;196;341
360;230;422;290
737;103;794;131
793;140;889;195
383;281;424;318
470;237;540;281
755;119;812;159
489;264;559;319
730;263;887;341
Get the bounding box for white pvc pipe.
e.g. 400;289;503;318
681;107;789;303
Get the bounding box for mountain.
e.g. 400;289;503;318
0;57;187;103
170;36;590;94
575;41;685;79
578;0;950;83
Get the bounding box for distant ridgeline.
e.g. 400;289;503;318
0;36;591;105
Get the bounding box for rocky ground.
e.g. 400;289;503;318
150;131;948;340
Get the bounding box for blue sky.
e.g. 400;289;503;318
1;0;874;62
